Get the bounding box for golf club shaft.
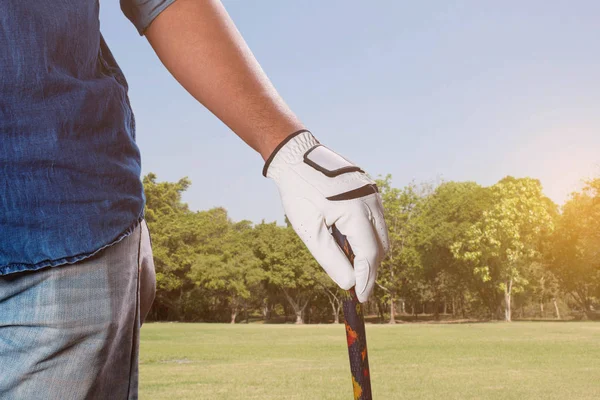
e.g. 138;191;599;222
332;225;373;400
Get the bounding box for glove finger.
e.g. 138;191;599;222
288;200;356;290
308;218;357;290
334;201;383;302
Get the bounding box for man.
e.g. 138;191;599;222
0;0;389;398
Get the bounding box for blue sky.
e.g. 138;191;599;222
99;1;599;224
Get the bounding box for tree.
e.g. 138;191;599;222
316;271;345;323
188;221;264;323
143;172;191;222
254;222;321;324
143;173;195;320
375;175;425;323
550;179;600;319
452;177;556;321
143;172;598;323
415;181;491;319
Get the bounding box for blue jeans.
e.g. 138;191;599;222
0;220;156;399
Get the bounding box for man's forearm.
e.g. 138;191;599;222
145;0;305;160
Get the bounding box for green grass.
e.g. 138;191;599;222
140;322;600;400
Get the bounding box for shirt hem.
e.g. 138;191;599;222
0;211;145;276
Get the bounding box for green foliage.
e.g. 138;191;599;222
415;181;492;317
188;220;264;322
451;177;556;320
254;222;319;290
550;179;600;317
143;173;196;319
143;172;191;223
374;175;425;322
143;172;596;323
253;222;321;323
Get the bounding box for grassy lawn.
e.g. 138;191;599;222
139;322;600;400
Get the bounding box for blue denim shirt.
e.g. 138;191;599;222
0;0;176;275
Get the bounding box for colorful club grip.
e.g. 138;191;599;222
331;225;373;400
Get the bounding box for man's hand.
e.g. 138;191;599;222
264;130;389;303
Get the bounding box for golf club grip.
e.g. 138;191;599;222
331;225;373;400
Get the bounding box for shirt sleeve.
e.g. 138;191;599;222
120;0;179;36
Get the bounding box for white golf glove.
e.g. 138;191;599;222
263;130;389;303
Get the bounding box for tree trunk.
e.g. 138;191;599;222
539;301;544;318
552;298;561;319
401;300;406;314
262;299;271;321
330;300;340;324
582;301;593;320
324;289;342;324
451;296;456;317
376;298;386;323
230;307;238;324
443;300;447;315
327;296;336;323
389;294;396;324
281;289;308;324
572;289;594;320
504;279;512;322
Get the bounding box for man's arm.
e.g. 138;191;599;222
144;0;389;302
145;0;303;160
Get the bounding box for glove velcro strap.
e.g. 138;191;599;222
326;183;379;201
303;145;363;177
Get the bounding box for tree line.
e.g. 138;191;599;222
143;172;600;323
